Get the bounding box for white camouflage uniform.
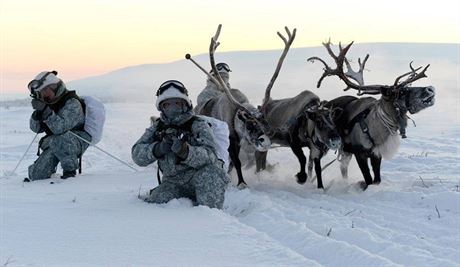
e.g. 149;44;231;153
132;115;230;209
28;85;91;180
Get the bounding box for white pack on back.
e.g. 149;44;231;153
81;96;106;145
198;115;230;171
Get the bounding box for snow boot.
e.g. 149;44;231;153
61;170;76;179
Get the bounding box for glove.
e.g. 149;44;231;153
152;136;173;158
41;106;53;120
171;136;189;160
31;99;46;111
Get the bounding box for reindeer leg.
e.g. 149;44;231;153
255;150;267;172
229;136;245;187
354;153;373;190
339;151;352;179
307;156;314;179
290;143;307;184
370;155;382;184
314;157;324;189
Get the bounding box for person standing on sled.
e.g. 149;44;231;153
25;71;91;182
132;80;230;209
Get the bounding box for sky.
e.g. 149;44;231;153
1;0;459;94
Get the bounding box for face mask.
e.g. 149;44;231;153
161;99;188;118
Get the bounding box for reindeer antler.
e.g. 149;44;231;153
208;25;254;114
393;62;430;88
308;40;381;95
344;53;369;86
261;26;296;110
308;41;431;96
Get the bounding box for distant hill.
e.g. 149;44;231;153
5;43;459;105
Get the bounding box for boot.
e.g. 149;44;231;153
61;170;76;179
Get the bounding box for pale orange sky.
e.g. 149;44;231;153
1;0;459;93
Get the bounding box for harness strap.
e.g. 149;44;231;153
154;116;198;184
157;166;161;185
346;108;375;146
78;155;82;174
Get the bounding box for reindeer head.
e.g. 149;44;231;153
235;109;271;151
308;41;436;116
402;86;435;114
305;101;341;150
383;64;436;114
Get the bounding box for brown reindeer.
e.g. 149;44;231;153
186;25;289;187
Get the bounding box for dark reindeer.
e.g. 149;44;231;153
308;41;435;189
186;25;279;188
255;38;343;188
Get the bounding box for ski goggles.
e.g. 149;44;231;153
210;62;231;73
156;80;189;96
27;71;58;97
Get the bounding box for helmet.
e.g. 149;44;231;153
155;80;192;110
27;71;63;97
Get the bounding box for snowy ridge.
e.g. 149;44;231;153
61;43;459;103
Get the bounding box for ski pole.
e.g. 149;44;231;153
69;132;138;172
185;54;220;84
9;133;39;176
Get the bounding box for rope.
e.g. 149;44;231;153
376;104;399;135
311;158;337;182
69;132;138;172
9;133;39;176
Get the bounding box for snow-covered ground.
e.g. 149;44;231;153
1;96;459;266
1;42;460;266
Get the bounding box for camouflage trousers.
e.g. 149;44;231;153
28;131;90;181
144;164;230;209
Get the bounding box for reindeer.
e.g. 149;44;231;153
186;25;281;188
255;33;342;188
308;41;435;189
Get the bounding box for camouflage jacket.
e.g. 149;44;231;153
131;117;221;184
30;91;86;139
196;76;231;110
197;83;222;108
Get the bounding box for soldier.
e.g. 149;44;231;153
132;80;230;209
25;71;91;182
195;62;231;113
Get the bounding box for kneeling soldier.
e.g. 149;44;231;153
132;80;229;209
26;71;91;181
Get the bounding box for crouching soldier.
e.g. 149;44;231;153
25;71;91;182
132;80;230;209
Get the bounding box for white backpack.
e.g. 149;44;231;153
81;96;106;145
198;115;230;171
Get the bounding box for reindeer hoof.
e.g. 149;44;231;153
237;182;248;190
359;181;369;190
296;172;307;184
373;179;381;185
